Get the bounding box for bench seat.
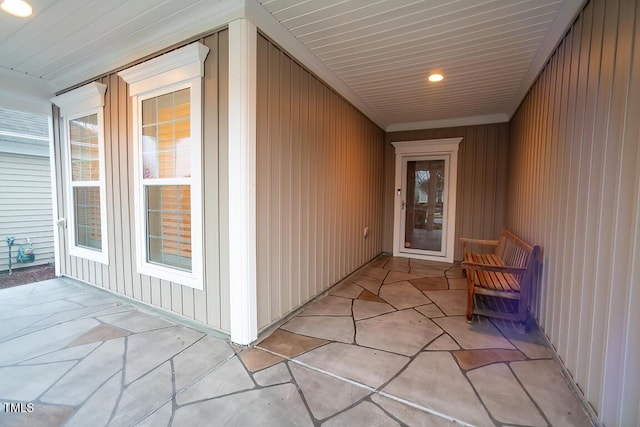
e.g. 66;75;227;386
461;228;540;324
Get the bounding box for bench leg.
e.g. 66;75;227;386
466;274;474;322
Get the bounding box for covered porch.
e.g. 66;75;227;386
0;255;591;426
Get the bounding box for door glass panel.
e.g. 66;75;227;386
404;159;445;252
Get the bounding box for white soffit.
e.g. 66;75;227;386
257;0;587;130
0;0;586;128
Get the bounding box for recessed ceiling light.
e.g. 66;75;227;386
428;73;444;82
1;0;32;17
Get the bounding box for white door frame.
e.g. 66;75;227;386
391;138;462;263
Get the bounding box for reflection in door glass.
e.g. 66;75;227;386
404;160;445;252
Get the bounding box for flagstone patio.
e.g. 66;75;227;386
0;255;593;426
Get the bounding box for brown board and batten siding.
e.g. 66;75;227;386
255;35;385;331
384;123;509;261
52;29;231;332
508;0;640;424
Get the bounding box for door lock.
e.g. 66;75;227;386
401;200;406;210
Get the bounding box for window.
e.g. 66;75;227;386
52;82;109;264
119;42;209;289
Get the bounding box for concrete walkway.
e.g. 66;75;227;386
0;256;593;426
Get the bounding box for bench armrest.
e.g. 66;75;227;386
462;261;526;275
459;238;499;246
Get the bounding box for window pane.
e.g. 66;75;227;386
74;186;102;250
146;185;191;271
69;113;99;181
140;88;191;179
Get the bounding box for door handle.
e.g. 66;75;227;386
401;201;406;210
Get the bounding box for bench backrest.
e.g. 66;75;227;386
495;228;538;269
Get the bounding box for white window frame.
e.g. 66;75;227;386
119;42;209;290
51;82;109;265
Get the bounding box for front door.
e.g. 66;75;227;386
392;138;461;263
400;157;448;257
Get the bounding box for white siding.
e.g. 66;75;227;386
508;0;640;424
52;30;230;332
0;152;55;272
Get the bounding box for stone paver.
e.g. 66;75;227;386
329;281;364;298
358;289;386;302
322;401;399;426
135;401;173;427
253;362;291;386
384;352;494;427
0;258;594;427
67;324;130;347
379;282;431;309
257;329;327;358
239;348;283;372
64;374;121;427
124;325;204;384
296;342;409;388
434;316;515;349
426;334;460;351
291;363;370;419
415;303;445;318
41;338;125;405
173;335;235;391
423;290;467;316
282;315;354;343
0;318;99;365
299;295;353;316
359;266;389;280
19;342;100;365
172;384;313;426
371;394;458;426
350;274;384;294
176;357;254;405
491;318;554;359
0;362;75;401
468;363;547;426
410;276;449;291
97;310;174;333
110;361;174;427
384;271;422;284
356;309;442;356
454;349;527;370
352;299;395;320
511;359;592;426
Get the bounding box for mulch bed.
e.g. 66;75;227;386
0;264;56;289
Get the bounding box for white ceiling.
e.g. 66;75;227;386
0;0;585;128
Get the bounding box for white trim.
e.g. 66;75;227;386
386;114;509;133
51;82;107;116
120;42;209;290
118;42;210;96
228;18;258;345
47;112;61;277
51;82;109;265
392;138;461;264
244;0;387;129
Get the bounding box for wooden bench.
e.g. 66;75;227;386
461;228;540;324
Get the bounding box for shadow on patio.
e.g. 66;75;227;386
0;255;592;426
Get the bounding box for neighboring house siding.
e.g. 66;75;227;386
0;108;54;273
384;123;510;260
255;35;385;330
508;0;639;425
0;153;55;272
52;29;230;332
0;107;50;157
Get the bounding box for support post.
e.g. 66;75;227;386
228;18;258;345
